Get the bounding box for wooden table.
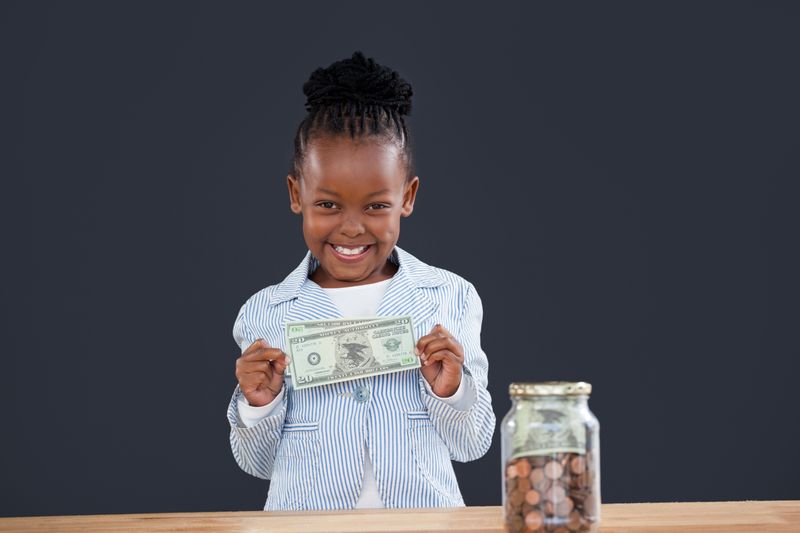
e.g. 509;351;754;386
1;501;798;532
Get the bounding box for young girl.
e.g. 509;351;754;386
226;51;495;511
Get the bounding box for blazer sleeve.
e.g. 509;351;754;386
226;302;287;480
419;281;496;462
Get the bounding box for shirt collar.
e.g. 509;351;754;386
269;245;444;305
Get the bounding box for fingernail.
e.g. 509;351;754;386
415;348;420;356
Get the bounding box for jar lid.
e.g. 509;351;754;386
509;381;592;397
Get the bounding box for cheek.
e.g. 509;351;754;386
303;216;333;239
370;218;400;241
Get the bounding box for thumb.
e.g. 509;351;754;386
268;356;290;388
273;354;290;375
419;359;438;384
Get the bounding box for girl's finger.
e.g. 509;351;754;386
241;347;287;362
419;338;450;359
243;338;270;355
433;323;455;337
237;360;271;375
239;373;266;392
415;325;449;355
420;338;462;360
271;355;290;375
415;333;437;355
267;367;286;391
422;349;461;366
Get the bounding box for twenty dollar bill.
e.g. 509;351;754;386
284;318;378;376
286;316;419;390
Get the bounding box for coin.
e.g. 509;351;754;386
510;488;525;507
567;510;582;531
505;452;598;533
555;497;574;517
530;467;545;485
545;483;566;503
544;460;563;480
524;489;541;505
570;456;586;475
516;458;533;477
507;464;519;479
523;510;544;529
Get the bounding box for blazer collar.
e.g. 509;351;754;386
273;246;445;327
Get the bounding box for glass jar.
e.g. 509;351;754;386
501;381;601;532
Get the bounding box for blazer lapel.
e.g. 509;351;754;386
283;285;342;323
376;247;443;340
376;262;439;339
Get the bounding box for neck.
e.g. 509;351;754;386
310;260;398;288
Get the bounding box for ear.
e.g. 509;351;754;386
287;174;303;214
400;176;419;217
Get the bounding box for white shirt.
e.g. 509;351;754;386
236;275;472;508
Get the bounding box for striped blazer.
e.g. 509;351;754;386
226;245;496;511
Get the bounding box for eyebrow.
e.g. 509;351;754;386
317;188;391;197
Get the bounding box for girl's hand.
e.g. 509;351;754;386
235;339;290;407
415;324;465;397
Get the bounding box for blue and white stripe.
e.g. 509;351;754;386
226;245;496;510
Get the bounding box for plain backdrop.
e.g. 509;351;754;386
2;0;799;518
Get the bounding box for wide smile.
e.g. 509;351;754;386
328;242;374;263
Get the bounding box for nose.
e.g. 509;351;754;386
339;213;366;238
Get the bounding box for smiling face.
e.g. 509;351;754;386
287;135;419;288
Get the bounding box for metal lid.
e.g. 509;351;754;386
509;381;592;397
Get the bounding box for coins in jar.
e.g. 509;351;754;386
501;381;601;532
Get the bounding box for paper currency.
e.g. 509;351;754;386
286;316;419;389
284;318;378;377
286;318;378;339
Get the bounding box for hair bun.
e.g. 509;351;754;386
302;51;413;116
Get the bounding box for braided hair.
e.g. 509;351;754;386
291;51;415;181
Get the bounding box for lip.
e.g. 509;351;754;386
328;242;373;263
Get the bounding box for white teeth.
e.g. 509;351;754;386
333;245;368;255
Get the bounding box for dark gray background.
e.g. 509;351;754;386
2;0;798;518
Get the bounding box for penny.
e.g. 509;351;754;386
567;510;582;531
524;489;541;505
510;488;525;507
504;453;599;533
530;467;546;485
544;500;554;516
545;483;566;503
571;473;588;490
524;510;544;529
555;497;574;517
570;489;589;504
544;460;563;480
516;458;533;477
507;464;519;479
570;456;586;475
